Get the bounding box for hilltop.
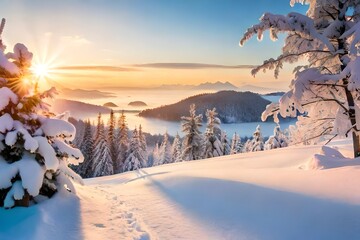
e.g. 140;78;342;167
139;91;271;123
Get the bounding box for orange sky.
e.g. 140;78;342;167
0;0;306;91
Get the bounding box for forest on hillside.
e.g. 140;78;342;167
139;91;271;123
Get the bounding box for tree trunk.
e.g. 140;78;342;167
338;2;360;158
15;191;30;207
352;132;360;157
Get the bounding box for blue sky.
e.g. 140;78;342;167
0;0;308;88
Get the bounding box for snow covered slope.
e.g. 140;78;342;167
1;140;360;240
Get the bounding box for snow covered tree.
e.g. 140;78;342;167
181;104;204;161
77;120;95;178
138;125;148;166
71;119;85;149
203;108;223;158
158;131;172;164
115;111;129;173
0;19;83;208
107;109;118;172
265;125;289;150
171;133;182;162
230;132;243;154
123;127;143;171
242;139;252;153
93;119;113;177
152;143;160;166
240;0;360;157
244;125;264;152
221;131;231;155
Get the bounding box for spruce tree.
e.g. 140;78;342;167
107;109;118;172
138;125;148;167
77;120;95;178
203;108;223;158
221;131;231;156
116;111;129;173
152;143;160;166
245;125;264;152
171;133;182;162
159;131;172;165
181;104;204;161
0;18;83;208
123;127;143;171
93;119;113;177
230;132;240;155
265;125;289;150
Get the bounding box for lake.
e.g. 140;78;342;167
63;89;293;138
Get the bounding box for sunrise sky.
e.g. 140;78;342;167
0;0;307;90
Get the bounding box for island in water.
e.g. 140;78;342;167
128;101;147;107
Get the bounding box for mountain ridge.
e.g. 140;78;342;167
139;90;271;123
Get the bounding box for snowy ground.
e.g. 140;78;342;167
1;140;360;240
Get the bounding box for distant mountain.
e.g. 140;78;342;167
139;91;271;123
52;99;111;117
193;81;239;91
238;85;278;94
159;81;239;91
59;88;117;99
159;84;194;90
52;99;139;119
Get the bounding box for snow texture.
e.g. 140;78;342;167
0;52;19;75
1;140;360;239
40;118;76;141
0;113;14;133
0;88;18;111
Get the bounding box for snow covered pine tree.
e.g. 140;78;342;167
181;104;204;161
265;125;289;150
159;131;172;165
203;108;223;158
244;125;264;152
0;18;83;208
171;133;182;162
240;0;360;157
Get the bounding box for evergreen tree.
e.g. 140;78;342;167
107;109;118;172
77;120;95;178
221;131;231;156
203;108;223;158
265;125;289;150
240;0;360;157
152;143;160;166
115;111;129;173
159;131;172;164
0;19;83;208
123;127;143;171
181;104;204;161
138;125;148;167
171;133;182;162
93;120;113;177
245;125;264;152
243;139;252;153
230;132;243;155
72;119;85;149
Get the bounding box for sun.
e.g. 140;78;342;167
31;63;50;79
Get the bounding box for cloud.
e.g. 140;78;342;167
54;63;255;72
133;63;256;69
55;65;138;72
